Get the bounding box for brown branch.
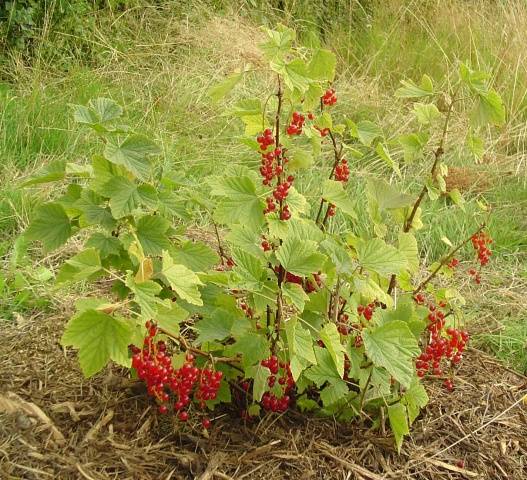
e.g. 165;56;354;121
387;89;459;295
213;221;226;264
273;75;285;354
316;130;343;226
412;222;486;295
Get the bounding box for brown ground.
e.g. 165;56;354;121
0;309;526;480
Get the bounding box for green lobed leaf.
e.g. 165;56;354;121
413;102;440;125
225;332;270;368
75;189;116;230
398;232;419;273
398;132;429;163
366;178;414;211
357;238;408;276
322;180;357;218
283;282;310;312
208;71;243;102
161;250;204;306
349;120;383;147
307;48;336;81
260;24;295;61
85;232;122;258
157;303;188;337
276;237;326;277
61;309;132;378
247;364;271;402
388;402;410;453
320;380;349;407
271;58;311;93
231;248;266;291
25;202;72;252
21;159;66;187
304;346;341;387
56;248;102;283
136;215;171;256
104;135;160;181
171;240;219;272
319;323;345;378
195;308;236;344
395;74;434;98
362;321;420;388
375;143;401;177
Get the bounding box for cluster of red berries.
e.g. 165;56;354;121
273;177;294;202
447;257;459;269
286;111;305;136
263;177;294;220
260;355;295;412
468;268;481;284
261;238;272;251
216;257;235;271
352;303;377;346
264;196;277;214
285;271;302;284
357;302;376;321
414;302;469;391
414;293;426;305
130;322;222;425
337;312;350;335
327;203;336;217
334;159;350;182
260;147;282;186
280;204;291;220
315;126;330;137
471;231;492;267
322;88;337;106
257;128;274;151
240;300;254;318
304;273;322;293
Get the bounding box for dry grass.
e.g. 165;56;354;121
0;308;526;479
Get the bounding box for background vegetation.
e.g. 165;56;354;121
1;0;526;371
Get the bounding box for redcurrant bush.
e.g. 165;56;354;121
21;25;504;451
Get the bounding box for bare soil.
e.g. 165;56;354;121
0;311;526;480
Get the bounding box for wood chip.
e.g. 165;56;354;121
0;392;66;446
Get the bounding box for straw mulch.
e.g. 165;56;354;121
0;311;526;480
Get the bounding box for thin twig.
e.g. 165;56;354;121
413;222;487;294
388;88;459;295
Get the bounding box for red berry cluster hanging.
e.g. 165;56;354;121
447;257;459;269
261;238;272;251
337;312;350;335
260;355;295;412
273;177;293;201
304;272;322;293
285;271;302;284
415;303;469;391
351;303;377;346
286;111;305;135
334;159;349;182
257;128;274;151
130;322;222;424
315;126;330;137
357;302;376;321
471;231;492;266
322;88;337;106
239;300;254;318
280;204;291;220
260;147;282;186
327;203;336;217
413;293;426;305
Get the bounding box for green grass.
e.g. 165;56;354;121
474;318;527;374
0;0;526;369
